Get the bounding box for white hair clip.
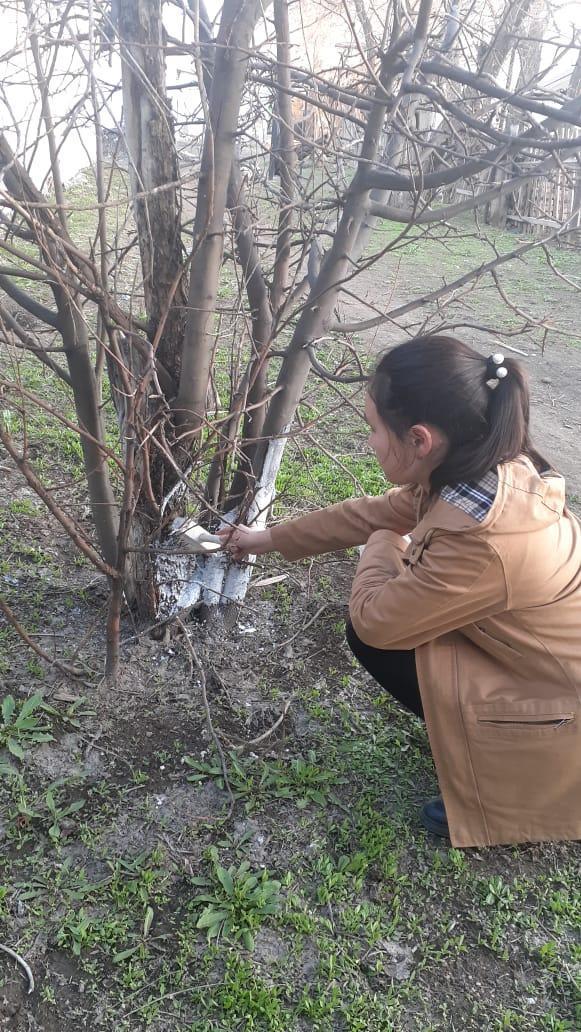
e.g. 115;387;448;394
487;352;508;383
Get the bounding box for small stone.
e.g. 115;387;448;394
372;940;415;981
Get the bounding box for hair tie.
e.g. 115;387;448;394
486;352;508;384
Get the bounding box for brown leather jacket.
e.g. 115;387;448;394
270;458;581;847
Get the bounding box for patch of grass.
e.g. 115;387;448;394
191;858;282;950
7;497;41;517
0;693;55;761
277;445;386;507
197;953;291;1030
260;750;344;809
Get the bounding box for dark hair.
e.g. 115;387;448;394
368;335;547;491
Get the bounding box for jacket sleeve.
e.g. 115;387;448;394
349;529;508;650
269;485;421;561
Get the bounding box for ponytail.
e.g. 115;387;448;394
369;335;548;491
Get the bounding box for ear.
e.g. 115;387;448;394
409;424;434;458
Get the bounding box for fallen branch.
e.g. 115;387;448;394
275;603;330;649
0;596;93;680
0;942;35;995
176;618;234;819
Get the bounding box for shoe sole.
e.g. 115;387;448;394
420;811;450;838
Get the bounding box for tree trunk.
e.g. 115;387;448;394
0;134;120;569
175;0;264;435
226;0;297;508
568;48;581;100
478;0;535;80
59;308;120;568
118;0;187;379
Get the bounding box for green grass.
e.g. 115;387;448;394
277;446;386;507
0;609;579;1029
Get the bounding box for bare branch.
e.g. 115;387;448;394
0;421;117;578
0;272;61;329
0;595;91;680
0;302;72;385
329;233;562;334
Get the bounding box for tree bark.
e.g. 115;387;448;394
118;0;187;379
226;0;297;507
568;47;581;99
0;134;119;568
478;0;535;81
175;0;264;435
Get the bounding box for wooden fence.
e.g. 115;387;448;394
448;124;581;243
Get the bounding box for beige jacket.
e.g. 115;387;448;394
270;458;581;847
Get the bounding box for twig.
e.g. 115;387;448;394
0;596;93;680
176;619;234;819
275;603;330;649
0;942;35;995
228;694;295;753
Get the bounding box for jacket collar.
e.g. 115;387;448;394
416;458;565;537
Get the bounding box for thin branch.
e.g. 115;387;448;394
0;596;91;680
368;163;558;225
306;343;368;384
414;57;581;127
329;234;561;334
0;304;72;386
1;381;126;472
0;423;117;578
176;618;235;820
0;943;35;996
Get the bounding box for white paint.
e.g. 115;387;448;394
157;431;289;617
156;552;203;615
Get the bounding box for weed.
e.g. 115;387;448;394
56;907;127;957
260;750;342;808
8;777;85;844
184;750;256;802
8;498;40;517
482;875;516;910
313;851;369;904
191;859;282;950
0;693;54;760
43;784;86;842
201;954;289;1029
40;984;57;1005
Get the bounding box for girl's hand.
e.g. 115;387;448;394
217;524;273;562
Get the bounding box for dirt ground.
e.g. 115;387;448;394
1;221;580;1031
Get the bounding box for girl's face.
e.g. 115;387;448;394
364;394;448;490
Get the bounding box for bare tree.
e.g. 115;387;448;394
1;0;581;677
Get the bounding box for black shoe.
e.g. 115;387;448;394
420;796;449;838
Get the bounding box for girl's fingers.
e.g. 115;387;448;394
217;527;235;541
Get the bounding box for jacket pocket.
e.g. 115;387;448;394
470;704;577;740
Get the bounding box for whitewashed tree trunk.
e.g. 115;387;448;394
158;431;288;617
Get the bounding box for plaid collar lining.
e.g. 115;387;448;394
440;470;499;523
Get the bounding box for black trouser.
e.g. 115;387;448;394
346;621;424;719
